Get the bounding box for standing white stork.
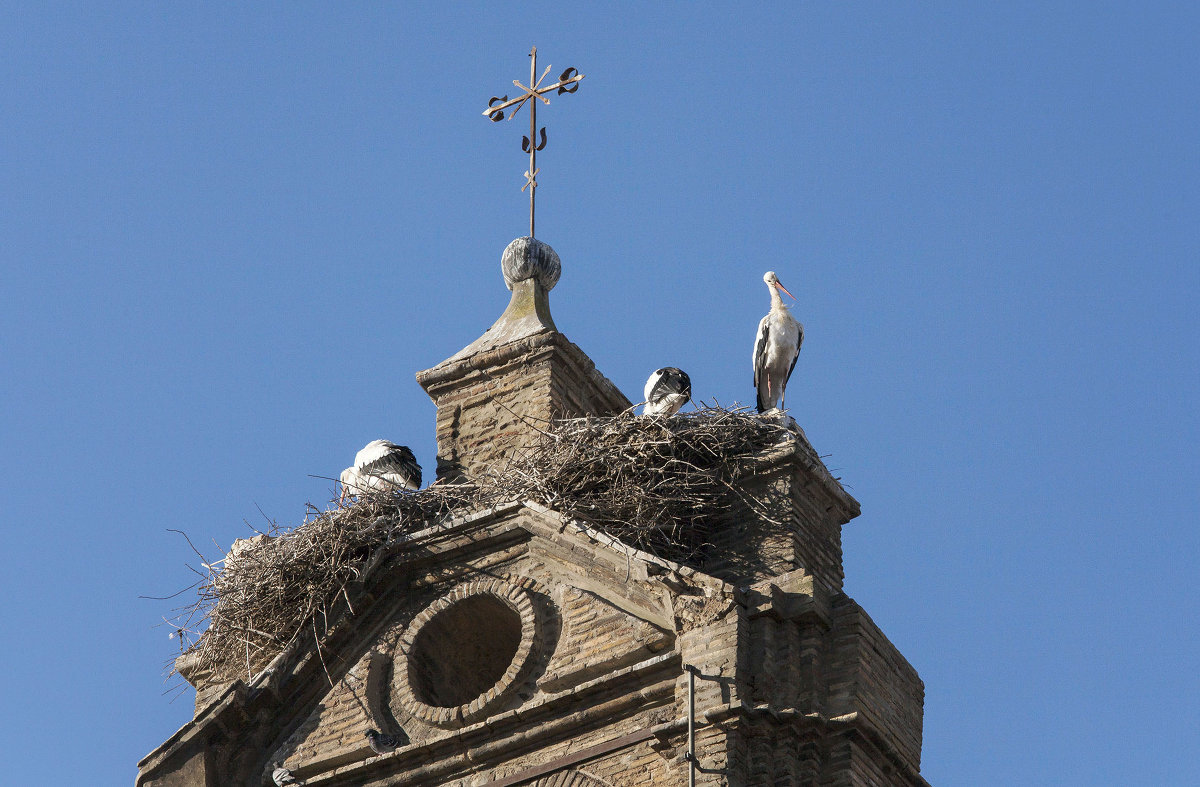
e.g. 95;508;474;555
752;271;804;413
643;367;692;416
339;440;422;502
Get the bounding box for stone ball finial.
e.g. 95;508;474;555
501;236;561;292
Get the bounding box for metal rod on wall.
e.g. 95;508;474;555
687;664;696;787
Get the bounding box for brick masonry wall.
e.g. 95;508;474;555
701;471;799;583
703;448;854;591
827;595;926;774
787;474;846;592
148;504;930;787
429;350;556;480
269;531;678;780
418;332;630;482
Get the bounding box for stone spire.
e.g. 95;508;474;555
416;238;629;482
444;236;561;362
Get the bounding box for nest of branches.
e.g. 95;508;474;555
498;404;794;557
169;405;794;682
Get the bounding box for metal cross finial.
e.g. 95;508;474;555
484;46;584;239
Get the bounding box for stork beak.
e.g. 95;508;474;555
774;281;796;300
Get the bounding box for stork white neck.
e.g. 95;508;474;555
768;282;786;311
763;271;795;311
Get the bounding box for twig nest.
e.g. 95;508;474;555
171;405;796;681
501;236;560;292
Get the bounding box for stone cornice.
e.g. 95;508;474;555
416;329;629;413
740;426;861;525
298;652;679;785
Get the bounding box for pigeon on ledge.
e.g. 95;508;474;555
365;728;403;755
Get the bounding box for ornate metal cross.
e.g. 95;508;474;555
484;46;584;239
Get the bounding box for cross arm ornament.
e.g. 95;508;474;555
482;66;584;120
482;46;584;239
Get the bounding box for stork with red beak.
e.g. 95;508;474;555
752;271;804;413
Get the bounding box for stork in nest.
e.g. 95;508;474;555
643;367;692;417
339;440;421;502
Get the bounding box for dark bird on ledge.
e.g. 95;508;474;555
752;271;803;413
365;728;404;755
643;367;692;416
340;441;421;502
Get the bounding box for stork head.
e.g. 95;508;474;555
763;271;795;300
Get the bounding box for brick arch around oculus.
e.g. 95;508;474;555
531;769;613;787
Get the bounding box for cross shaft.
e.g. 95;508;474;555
484;47;584;239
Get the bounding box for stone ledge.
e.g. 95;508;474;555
739;428;860;525
657;701;931;787
417;330;628;414
296;652;679;784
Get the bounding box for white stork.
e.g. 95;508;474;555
643;367;692;416
752;271;804;413
339;440;421;502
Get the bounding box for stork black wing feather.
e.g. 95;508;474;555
753;321;769;388
784;324;803;386
649;367;690;403
677;369;692;399
361;445;421;487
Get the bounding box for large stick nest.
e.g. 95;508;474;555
167;405;794;682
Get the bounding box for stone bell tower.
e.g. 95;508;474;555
138;234;932;786
138;45;932;786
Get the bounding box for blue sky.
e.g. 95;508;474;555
1;3;1197;784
